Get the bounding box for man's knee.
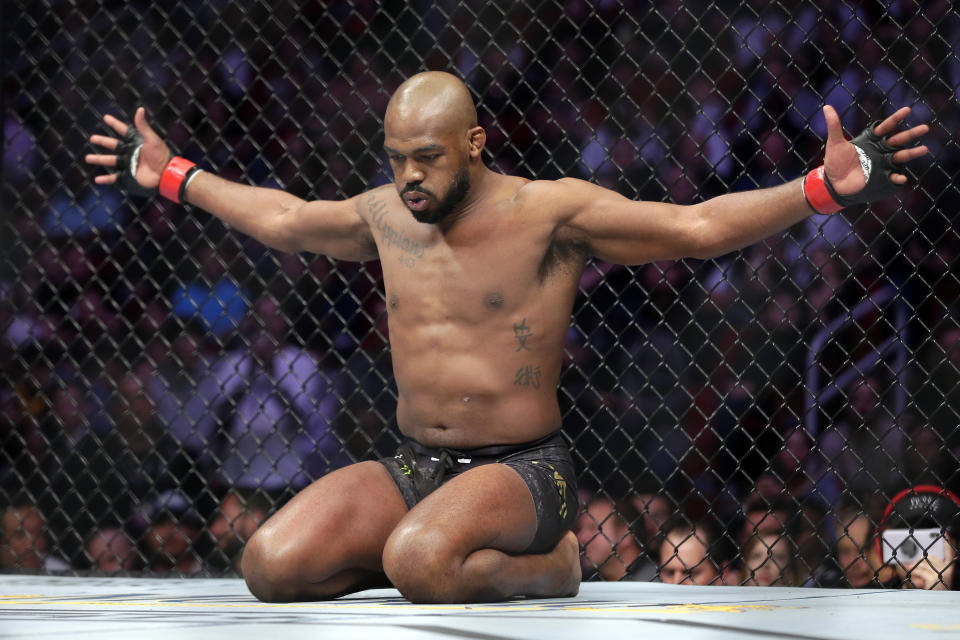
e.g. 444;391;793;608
241;527;300;602
382;522;460;603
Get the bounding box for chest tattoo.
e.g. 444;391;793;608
513;317;533;351
514;365;542;389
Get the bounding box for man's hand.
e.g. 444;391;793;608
85;107;171;194
822;105;929;196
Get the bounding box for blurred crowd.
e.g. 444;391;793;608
2;0;959;584
575;486;960;590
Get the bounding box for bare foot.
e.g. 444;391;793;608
555;530;582;597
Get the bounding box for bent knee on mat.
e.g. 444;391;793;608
382;523;462;601
241;527;324;602
241;533;293;602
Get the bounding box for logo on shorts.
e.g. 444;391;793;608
554;471;568;519
543;463;568;519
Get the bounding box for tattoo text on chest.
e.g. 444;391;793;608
514;365;542;390
513;317;533;351
512;318;540;389
368;192;426;269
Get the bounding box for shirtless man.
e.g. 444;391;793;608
86;71;929;603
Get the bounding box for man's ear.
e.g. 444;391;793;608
467;126;486;158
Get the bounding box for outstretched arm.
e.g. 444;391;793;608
551;106;929;265
86;107;377;261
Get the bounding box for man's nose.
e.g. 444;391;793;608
401;161;425;184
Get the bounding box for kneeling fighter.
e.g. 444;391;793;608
86;71;929;603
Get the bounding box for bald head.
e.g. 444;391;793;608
385;71;478;135
382;72;487;225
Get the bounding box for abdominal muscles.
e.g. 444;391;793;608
389;322;564;449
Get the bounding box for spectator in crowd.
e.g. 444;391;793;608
208;489;271;574
878;486;959;591
138;491;204;574
820;374;904;496
0;498;68;571
739;532;803;587
169;238;251;339
208;295;344;492
737;473;832;580
901;419;959;493
48;367;200;562
658;519;724;585
0;371;42;483
738;491;796;545
773;426;842;510
2;350;60;473
829;503;896;588
793;499;832;585
2;275;59;355
913;323;960;451
147;318;222;465
42;166;126;241
631;489;672;566
576;495;656;582
36;375;106;463
84;526;137;572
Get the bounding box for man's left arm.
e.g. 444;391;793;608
557;106;929;265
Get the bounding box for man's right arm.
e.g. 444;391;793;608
86;107;377;262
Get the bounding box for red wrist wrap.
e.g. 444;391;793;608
802;166;843;215
159;156;197;203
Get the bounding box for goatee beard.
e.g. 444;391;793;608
409;169;471;224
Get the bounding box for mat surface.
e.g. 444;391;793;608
1;575;958;639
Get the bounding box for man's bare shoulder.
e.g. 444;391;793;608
353;183;401;220
513;177;613;222
513;177;577;201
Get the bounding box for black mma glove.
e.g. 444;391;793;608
803;121;908;214
825;121;905;206
114;127;159;197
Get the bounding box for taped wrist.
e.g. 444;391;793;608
803;121;905;214
159;157;200;204
802;166;843;215
114;128;158;197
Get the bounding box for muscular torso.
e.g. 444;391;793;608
361;178;588;448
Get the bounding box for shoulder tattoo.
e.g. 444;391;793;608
367;192;427;269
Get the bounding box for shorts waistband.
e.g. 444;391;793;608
406;430;564;461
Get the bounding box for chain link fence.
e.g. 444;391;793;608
2;0;959;587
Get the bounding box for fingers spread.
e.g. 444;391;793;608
89;134;119;151
102;114;129;136
892;145;929;164
94;173;118;185
85;153;118;167
887;124;929;147
873;106;912;136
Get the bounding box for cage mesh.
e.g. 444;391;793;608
2;0;959;588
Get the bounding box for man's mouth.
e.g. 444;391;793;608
403;191;430;211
